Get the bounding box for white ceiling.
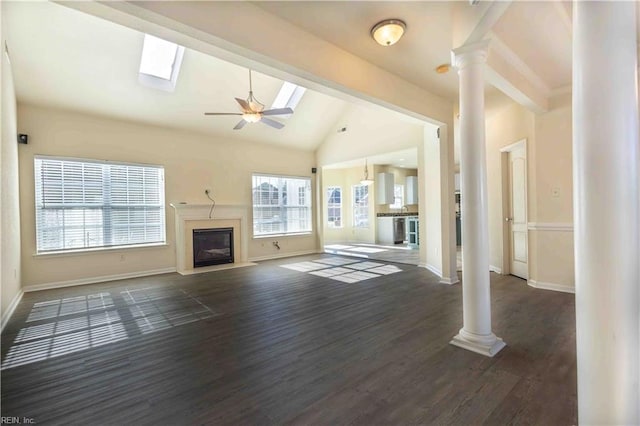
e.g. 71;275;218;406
4;1;349;151
254;1;574;99
492;1;572;91
5;0;587;169
324;148;418;170
255;1;460;100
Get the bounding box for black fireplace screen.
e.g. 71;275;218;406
193;227;234;267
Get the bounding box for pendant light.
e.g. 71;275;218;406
360;159;374;186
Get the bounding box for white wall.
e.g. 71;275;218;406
483;95;574;291
1;6;23;327
531;93;574;289
419;127;443;274
17;104;317;288
322;166;376;244
485;102;536;272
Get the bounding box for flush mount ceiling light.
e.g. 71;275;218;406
371;19;406;46
360;159;375;186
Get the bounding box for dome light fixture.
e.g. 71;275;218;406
371;19;406;46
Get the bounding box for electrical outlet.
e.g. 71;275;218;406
120;254;126;262
551;187;560;198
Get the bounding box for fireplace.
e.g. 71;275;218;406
193;228;234;267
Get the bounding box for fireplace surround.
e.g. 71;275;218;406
171;203;253;275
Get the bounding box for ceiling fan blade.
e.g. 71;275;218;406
235;98;250;112
204;112;243;116
261;107;294;116
233;119;247;130
260;117;285;130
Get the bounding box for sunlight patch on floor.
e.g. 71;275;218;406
2;288;219;370
280;259;402;283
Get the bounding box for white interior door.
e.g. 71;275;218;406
508;145;528;279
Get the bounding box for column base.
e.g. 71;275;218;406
450;329;506;357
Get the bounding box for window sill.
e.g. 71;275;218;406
253;232;313;240
33;242;169;258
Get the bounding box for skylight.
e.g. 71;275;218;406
270;82;306;117
138;34;185;92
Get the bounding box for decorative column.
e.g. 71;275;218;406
573;1;640;423
449;40;505;357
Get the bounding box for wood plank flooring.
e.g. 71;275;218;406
1;254;577;425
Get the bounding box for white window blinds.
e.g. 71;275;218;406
34;156;166;253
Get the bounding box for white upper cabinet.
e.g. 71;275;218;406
406;176;418;204
376;172;394;204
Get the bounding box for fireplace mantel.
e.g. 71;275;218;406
170;203;253;275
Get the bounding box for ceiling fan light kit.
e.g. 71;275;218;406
371;19;406;46
204;70;293;130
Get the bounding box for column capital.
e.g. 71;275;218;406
451;39;491;70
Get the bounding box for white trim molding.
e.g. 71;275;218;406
489;265;503;274
440;276;460;285
423;263;442;277
527;222;574;231
499;138;527;153
527;279;575;294
23;268;176;293
1;290;24;332
488;32;551;98
249;249;320;262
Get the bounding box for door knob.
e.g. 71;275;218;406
505;217;513;222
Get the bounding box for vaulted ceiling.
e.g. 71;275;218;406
5;1;588;164
4;1;350;151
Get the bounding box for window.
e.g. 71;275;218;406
138;34;185;92
34;156;165;253
353;184;369;228
391;184;404;209
327;186;342;228
270;82;306;118
252;174;311;236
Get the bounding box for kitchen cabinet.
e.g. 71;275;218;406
376;217;394;244
376;172;394;204
406;176;418;204
377;216;407;244
407;216;419;247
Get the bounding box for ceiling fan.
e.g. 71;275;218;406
204;70;293;130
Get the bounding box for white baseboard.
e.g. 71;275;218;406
440;277;460;285
23;267;177;293
1;289;24;332
249;249;320;262
527;279;575;294
423;263;443;277
489;265;502;274
527;222;573;232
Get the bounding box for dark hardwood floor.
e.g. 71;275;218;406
1;254;577;425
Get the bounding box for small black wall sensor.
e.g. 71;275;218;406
311;167;317;174
18;134;28;144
